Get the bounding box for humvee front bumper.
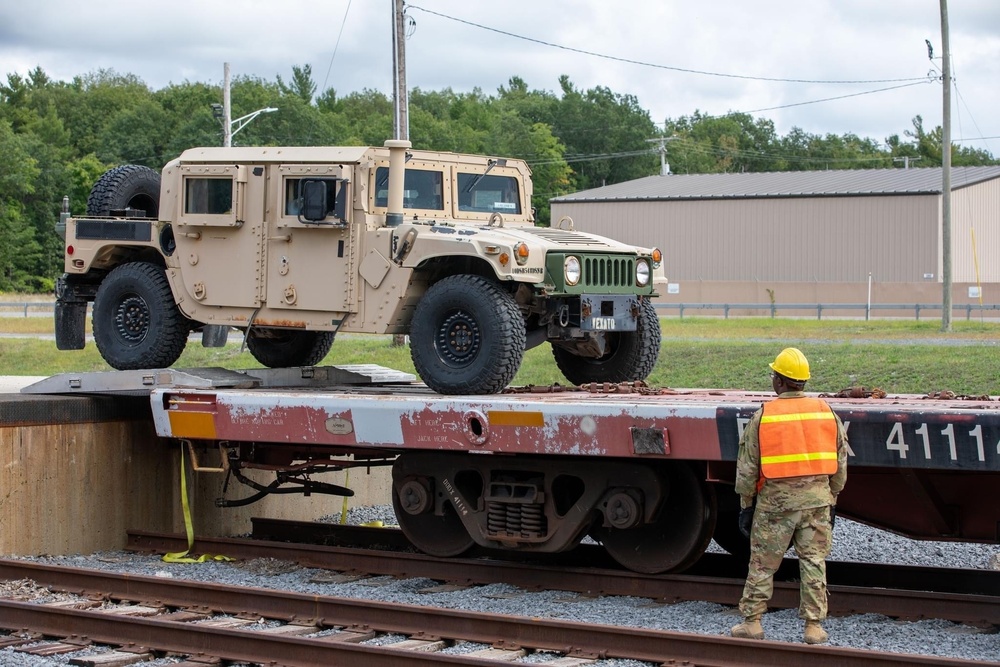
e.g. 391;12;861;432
553;294;640;333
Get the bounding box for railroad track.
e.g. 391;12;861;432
0;559;988;667
126;521;1000;626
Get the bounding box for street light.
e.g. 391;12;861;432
229;107;278;142
217;106;278;147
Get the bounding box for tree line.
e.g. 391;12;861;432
0;64;996;292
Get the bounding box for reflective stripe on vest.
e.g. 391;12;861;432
758;397;838;479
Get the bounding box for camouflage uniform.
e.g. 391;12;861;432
735;391;848;621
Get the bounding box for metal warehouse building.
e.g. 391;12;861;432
550;166;1000;314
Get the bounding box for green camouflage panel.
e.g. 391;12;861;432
738;505;833;621
735;391;848;513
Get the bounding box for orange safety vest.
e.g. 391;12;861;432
758;397;838;480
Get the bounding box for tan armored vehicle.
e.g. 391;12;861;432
56;140;664;394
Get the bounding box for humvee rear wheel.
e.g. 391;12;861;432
246;329;335;368
92;263;188;370
552;297;661;385
86;165;161;218
410;275;526;395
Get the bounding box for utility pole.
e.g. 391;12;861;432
646;137;676;176
892;156;921;169
223;62;232;147
940;0;953;332
391;0;409;348
214;63;277;147
392;0;409;141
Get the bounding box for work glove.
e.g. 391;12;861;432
829;505;837;530
738;506;754;539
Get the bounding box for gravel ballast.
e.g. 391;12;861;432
3;509;999;666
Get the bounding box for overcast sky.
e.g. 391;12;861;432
1;1;997;158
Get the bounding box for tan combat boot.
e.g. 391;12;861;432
804;620;828;644
730;617;764;640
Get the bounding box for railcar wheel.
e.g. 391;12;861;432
591;463;716;573
711;488;752;561
392;478;474;557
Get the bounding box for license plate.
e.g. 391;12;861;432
592;317;616;330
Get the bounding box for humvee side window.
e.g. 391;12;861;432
374;168;444;210
184;177;233;214
285;178;339;217
457;174;521;214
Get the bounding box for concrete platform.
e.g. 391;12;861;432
0;376;46;393
0;378;392;557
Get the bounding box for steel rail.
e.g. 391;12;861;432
125;530;1000;626
0;599;492;666
0;560;986;667
249;519;1000;597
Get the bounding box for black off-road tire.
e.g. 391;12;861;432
553;297;661;385
87;164;161;218
246;329;335;368
410;275;526;395
92;262;188;370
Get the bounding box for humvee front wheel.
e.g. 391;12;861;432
410;275;526;395
552;297;661;385
246;329;335;368
92;262;189;370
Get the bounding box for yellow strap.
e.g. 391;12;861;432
339;468;351;525
337;469;391;528
162;446;233;564
760;411;836;424
761;451;839;465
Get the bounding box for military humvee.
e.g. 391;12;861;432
55;140;664;395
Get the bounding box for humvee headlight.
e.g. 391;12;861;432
565;256;581;286
514;242;530;265
651;247;663;268
636;259;651;287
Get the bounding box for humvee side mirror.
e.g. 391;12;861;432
299;180;328;222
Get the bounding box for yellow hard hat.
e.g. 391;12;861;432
769;347;810;381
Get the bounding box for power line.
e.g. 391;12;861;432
406;4;930;86
953;81;993;154
737;80;932;115
321;0;354;94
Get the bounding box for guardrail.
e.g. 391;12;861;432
0;302;59;317
654;302;1000;320
2;301;998;321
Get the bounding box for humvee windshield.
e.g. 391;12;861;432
457;173;520;214
374;168;444;210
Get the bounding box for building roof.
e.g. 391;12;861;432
551;166;1000;203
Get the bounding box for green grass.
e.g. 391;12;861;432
2;315;998;396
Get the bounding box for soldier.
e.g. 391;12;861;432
731;347;848;644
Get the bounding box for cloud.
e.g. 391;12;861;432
0;0;996;155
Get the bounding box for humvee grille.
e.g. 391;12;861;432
583;256;634;288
